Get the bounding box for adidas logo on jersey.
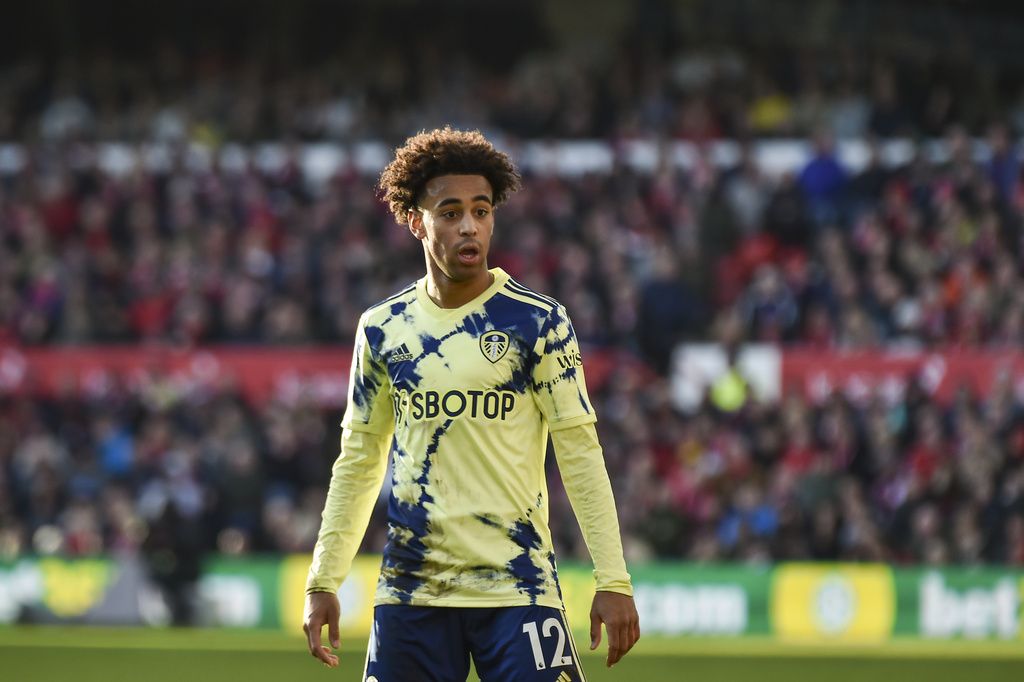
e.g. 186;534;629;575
388;343;415;363
556;671;573;682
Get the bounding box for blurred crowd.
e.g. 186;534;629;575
3;0;1024;585
3;2;1024;145
594;367;1024;568
0;388;334;561
1;121;1023;572
1;124;1022;373
5;44;1024;147
2;357;1023;574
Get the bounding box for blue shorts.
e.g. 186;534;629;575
363;604;587;682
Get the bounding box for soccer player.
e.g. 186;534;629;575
303;127;639;680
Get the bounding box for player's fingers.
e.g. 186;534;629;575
605;622;623;667
589;610;602;650
620;620;637;656
304;620;318;655
329;618;341;649
320;645;339;668
306;619;330;664
310;637;338;667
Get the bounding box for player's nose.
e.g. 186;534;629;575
458;213;477;235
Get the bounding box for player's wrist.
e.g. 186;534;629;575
305;586;339;596
593;584;634;597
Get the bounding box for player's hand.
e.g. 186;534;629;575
589;590;640;668
303;590;341;668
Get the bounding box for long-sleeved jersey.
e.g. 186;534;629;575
307;267;631;608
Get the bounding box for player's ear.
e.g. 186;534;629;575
408;209;426;240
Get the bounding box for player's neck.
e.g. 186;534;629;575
424;266;494;309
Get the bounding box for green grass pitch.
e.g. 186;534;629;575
1;626;1022;681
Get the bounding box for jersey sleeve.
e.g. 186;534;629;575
551;422;633;595
341;314;394;435
306;428;392;594
531;304;597;431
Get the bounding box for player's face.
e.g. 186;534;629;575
409;174;494;284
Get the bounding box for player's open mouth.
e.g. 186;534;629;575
456;244;480;265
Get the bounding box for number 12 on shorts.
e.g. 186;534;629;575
522;618;573;670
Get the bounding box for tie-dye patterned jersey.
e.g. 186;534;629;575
343;267;596;608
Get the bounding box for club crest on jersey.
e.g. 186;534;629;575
480;330;510;363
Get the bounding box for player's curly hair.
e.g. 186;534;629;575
378;126;521;225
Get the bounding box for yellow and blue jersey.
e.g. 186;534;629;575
343;267;596;608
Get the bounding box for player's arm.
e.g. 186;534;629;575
532;303;639;667
304;428;391;667
304;316;394;667
552;423;639;667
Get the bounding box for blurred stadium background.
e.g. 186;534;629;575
2;0;1024;679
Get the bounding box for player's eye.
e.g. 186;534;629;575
475;208;490;217
441;210;458;219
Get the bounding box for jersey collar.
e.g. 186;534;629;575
415;267;510;319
